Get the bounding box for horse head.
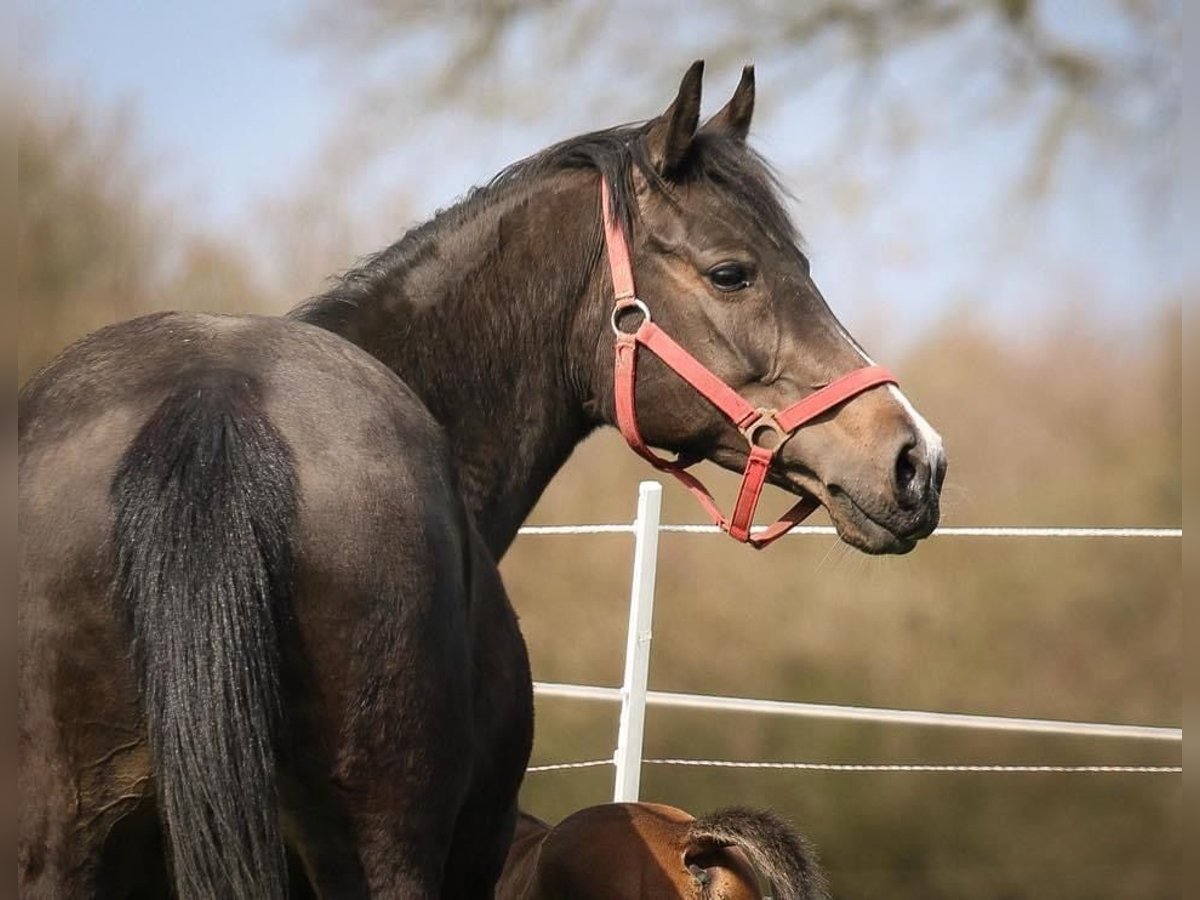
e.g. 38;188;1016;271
589;61;946;553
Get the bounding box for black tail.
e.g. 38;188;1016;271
688;806;830;900
112;370;297;900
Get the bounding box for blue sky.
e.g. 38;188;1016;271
30;0;340;222
25;0;1184;349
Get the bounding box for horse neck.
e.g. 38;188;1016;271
308;173;606;558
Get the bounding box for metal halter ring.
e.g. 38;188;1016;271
611;298;652;336
740;410;788;451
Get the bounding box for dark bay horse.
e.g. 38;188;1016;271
497;804;828;900
18;62;944;897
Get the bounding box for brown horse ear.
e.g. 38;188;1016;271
644;60;704;177
702;65;754;141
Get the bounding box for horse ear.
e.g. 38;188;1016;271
702;65;754;141
644;60;704;177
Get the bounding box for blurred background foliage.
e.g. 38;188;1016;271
18;0;1181;896
295;0;1179;198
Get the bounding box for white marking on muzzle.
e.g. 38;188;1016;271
835;321;944;457
887;384;944;459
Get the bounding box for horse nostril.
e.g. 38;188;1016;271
894;441;920;497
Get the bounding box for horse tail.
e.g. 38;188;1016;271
687;806;829;900
111;370;297;900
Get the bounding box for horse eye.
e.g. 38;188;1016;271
708;263;750;292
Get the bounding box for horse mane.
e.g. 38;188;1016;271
290;121;798;332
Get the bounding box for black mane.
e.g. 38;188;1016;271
290;121;798;331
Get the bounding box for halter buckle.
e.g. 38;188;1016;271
740;409;788;451
610;298;651;336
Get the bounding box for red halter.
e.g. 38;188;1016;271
601;178;898;548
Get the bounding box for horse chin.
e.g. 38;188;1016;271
706;446;922;555
823;484;920;556
771;467;919;556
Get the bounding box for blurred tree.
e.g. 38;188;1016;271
252;144;420;306
16;82;270;380
292;0;1179;199
17;87;167;380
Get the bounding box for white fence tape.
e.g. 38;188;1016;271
518;484;1183;791
532;682;1182;742
526;758;1181;775
517;524;1181;538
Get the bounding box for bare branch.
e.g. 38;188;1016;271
287;0;1179;204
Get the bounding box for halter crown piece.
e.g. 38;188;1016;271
600;177;899;548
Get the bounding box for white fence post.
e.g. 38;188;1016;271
612;481;663;802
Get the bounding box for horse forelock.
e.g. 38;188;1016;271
491;121;800;251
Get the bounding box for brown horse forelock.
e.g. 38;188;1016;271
293;63;943;559
496;803;829;900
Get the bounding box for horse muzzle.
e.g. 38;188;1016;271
775;413;947;554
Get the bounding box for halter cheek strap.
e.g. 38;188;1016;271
601;178;898;548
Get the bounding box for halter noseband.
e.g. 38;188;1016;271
601;178;898;548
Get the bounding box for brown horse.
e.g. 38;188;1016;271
18;62;943;897
497;804;828;900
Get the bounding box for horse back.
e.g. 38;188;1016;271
19;305;469;712
20;309;459;624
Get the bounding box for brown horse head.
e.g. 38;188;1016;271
498;803;828;900
587;61;945;553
